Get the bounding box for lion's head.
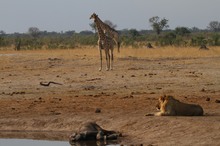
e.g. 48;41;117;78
156;95;174;110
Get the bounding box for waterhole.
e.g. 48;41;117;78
0;131;120;146
0;138;120;146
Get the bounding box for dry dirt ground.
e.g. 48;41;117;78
0;48;220;146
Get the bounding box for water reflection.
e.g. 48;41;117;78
0;131;120;146
0;138;69;146
70;140;120;146
0;139;120;146
0;130;69;141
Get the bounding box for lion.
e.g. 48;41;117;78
146;95;204;116
69;122;121;145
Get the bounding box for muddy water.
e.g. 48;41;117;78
0;131;120;146
0;139;68;146
0;139;120;146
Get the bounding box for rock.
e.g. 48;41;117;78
206;97;210;101
95;108;101;113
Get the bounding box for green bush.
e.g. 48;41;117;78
1;30;220;50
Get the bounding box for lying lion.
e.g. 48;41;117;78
69;122;121;144
146;95;204;116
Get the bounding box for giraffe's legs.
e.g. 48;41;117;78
117;41;120;53
108;52;110;71
99;49;102;71
110;49;114;70
113;39;120;53
105;49;110;71
98;40;103;71
113;35;120;53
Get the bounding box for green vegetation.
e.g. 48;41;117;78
0;19;220;50
149;16;169;35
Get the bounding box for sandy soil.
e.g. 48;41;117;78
0;48;220;145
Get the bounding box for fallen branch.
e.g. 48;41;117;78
86;78;101;81
40;81;63;86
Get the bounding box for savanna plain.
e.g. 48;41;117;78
0;47;220;146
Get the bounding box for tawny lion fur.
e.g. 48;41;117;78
149;95;204;116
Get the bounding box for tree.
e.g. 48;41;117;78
27;27;43;49
159;32;176;46
207;21;220;32
79;30;94;35
190;27;200;32
104;20;117;29
28;27;40;38
175;27;191;36
210;33;220;46
149;16;169;35
89;22;96;32
129;29;140;38
64;30;75;36
0;30;6;36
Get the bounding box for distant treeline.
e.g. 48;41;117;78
0;27;220;50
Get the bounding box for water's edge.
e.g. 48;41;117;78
0;131;120;146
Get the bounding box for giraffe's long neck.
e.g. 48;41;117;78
95;19;105;40
96;17;105;30
96;16;116;33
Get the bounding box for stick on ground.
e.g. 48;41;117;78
40;81;63;86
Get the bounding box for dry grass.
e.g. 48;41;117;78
1;46;220;59
118;46;220;59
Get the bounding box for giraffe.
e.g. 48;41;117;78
90;13;114;71
90;13;120;53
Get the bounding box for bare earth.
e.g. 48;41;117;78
0;48;220;145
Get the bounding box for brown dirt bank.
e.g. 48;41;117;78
0;48;220;145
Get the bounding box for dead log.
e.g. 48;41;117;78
40;81;63;86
